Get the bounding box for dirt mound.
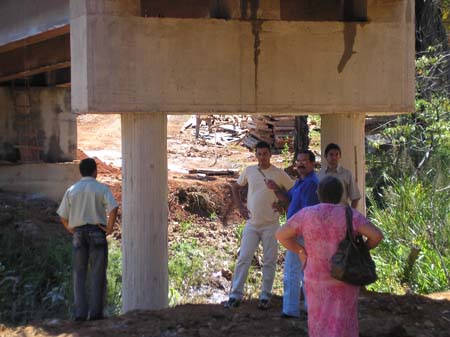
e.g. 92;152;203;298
74;149;241;243
77;149;121;177
169;175;239;225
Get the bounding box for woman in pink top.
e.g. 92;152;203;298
276;176;383;337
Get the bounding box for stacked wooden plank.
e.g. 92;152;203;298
244;116;295;150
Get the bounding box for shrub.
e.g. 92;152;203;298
368;176;450;294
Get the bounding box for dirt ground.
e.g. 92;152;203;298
2;291;450;337
1;114;450;337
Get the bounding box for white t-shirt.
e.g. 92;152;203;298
57;177;118;228
237;165;294;227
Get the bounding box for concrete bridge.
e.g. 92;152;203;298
0;0;414;313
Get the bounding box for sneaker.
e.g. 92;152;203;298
258;299;270;310
224;297;241;308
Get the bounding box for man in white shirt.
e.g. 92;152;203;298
225;141;294;310
318;143;361;208
57;158;118;321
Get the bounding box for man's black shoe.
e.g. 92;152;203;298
258;299;270;310
88;315;105;321
74;316;87;322
281;313;298;319
224;298;241;308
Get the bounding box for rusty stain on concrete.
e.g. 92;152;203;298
252;20;262;105
337;23;357;73
247;0;261;108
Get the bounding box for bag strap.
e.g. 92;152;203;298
345;206;354;240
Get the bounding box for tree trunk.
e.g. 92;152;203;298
294;116;309;163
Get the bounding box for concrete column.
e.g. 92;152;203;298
320;113;366;214
121;112;168;312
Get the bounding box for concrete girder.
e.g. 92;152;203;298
71;17;414;115
0;33;70;83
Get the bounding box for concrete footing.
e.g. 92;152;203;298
0;162;79;201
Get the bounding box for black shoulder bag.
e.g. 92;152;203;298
330;206;378;286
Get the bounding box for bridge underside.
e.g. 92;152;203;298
0;0;415;313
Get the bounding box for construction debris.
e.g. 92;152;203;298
182;115;247;145
244;116;296;150
181;115;297;150
188;168;238;176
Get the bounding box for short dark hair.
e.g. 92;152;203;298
318;176;343;204
298;149;315;163
255;141;271;151
324;143;341;157
79;158;97;177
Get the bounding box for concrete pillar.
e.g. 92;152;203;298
121;112;168;312
320;113;366;214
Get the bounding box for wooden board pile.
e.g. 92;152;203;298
243;116;296;150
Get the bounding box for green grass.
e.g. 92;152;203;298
209;212;218;221
234;220;246;244
367;176;450;294
105;239;122;316
168;237;233;305
179;220;193;233
281;143;293;166
0;228;72;324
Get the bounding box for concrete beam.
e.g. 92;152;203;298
71;16;414;115
0;34;70;83
0;62;70;84
140;0;366;21
0;25;69;54
70;0;140;18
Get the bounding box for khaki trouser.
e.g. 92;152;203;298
229;222;279;301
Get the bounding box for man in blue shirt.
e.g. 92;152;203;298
267;149;319;319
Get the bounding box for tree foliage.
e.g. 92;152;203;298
366;0;450;294
416;0;449;54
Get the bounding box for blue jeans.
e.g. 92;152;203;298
72;225;108;320
282;236;307;317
